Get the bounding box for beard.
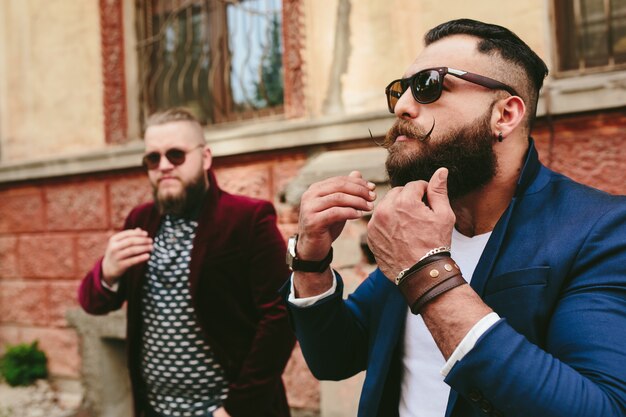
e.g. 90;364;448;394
384;109;498;200
152;171;207;216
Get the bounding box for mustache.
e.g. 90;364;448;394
378;118;436;148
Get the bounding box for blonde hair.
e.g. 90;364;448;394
145;107;200;128
144;108;205;145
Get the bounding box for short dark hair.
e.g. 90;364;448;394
425;19;549;130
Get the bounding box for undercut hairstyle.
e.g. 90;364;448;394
145;107;200;128
425;19;549;131
144;107;205;145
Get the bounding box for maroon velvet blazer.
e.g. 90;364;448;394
78;170;295;417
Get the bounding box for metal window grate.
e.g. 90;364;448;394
136;0;284;125
555;0;626;73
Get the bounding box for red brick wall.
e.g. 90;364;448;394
0;108;624;408
0;152;318;408
533;108;626;195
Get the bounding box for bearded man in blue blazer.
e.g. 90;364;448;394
283;19;626;417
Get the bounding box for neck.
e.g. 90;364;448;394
451;138;528;237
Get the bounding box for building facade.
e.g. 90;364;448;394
0;0;625;415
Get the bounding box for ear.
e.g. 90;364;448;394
202;145;213;171
491;95;526;139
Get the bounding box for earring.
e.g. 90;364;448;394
497;132;503;142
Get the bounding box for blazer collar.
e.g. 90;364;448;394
187;169;222;294
468;137;545;296
514;137;543;197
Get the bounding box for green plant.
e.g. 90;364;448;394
0;341;48;386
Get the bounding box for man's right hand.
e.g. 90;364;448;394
293;171;376;297
101;228;153;286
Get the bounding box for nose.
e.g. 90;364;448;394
157;154;175;171
394;89;420;120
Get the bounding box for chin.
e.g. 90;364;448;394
158;188;183;201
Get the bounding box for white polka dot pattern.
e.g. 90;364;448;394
141;215;228;416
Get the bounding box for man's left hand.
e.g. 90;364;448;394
367;167;455;280
213;407;231;417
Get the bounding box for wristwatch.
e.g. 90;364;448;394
286;234;333;273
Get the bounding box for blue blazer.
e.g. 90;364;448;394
285;140;626;417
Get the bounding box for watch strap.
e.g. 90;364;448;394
290;247;333;273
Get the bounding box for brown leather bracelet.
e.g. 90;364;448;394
411;274;466;314
397;257;466;314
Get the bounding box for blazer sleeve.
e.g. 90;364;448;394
222;202;296;416
77;209;140;315
445;203;626;417
282;268;389;381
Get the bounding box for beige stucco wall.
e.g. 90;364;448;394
0;0;104;163
303;0;550;118
0;0;555;165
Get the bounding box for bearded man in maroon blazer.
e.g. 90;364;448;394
79;108;295;417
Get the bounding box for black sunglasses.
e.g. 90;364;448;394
142;145;204;170
385;67;519;113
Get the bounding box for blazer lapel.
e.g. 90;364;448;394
445;139;543;416
188;170;221;297
468;139;542;296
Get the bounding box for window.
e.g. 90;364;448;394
136;0;284;124
554;0;626;73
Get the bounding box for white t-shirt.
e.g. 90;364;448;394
288;228;500;417
399;228;492;417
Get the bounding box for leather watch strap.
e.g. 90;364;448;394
291;247;333;273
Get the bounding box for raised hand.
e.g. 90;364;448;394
367;167;455;281
101;228;153;285
297;171;376;260
293;171;376;297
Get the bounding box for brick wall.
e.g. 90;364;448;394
0;151;320;410
0;108;624;411
533;108;626;195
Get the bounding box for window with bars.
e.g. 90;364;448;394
136;0;284;125
554;0;626;74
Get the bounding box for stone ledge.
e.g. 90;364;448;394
0;112;395;184
537;71;626;116
282;146;389;206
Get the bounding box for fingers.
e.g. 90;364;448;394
116;252;151;271
103;228;153;282
302;173;376;222
109;228;150;242
426;168;452;214
297;172;377;260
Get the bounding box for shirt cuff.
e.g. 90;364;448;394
287;270;338;307
441;312;500;376
101;276;120;293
